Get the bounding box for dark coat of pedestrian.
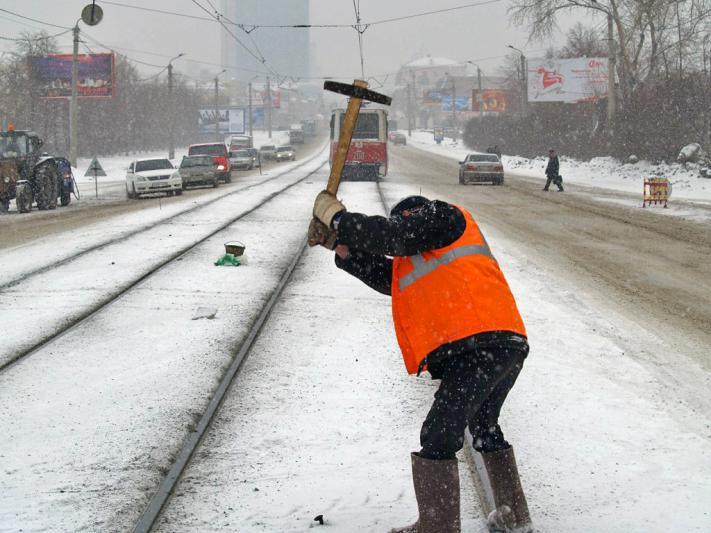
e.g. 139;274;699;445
544;149;564;191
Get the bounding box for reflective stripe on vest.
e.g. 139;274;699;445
398;242;496;292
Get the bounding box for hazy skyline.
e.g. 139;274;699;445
0;1;582;83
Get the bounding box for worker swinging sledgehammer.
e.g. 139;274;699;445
308;80;533;533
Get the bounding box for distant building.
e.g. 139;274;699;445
220;0;310;81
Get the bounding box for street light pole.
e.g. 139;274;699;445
248;81;253;138
507;45;527;117
214;69;227;142
450;75;456;139
167;53;185;159
467;61;483;120
69;23;79;167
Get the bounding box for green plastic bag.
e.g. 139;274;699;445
214;253;241;266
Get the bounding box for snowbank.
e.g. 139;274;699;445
405;130;711;205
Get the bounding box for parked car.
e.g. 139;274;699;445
178;155;220;189
187;142;231;183
259;144;277;160
391;132;407;145
125;158;182;198
229;149;255;170
458;153;504;185
274;145;296;162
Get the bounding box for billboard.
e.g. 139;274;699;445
441;96;470;112
199;107;245;134
30;53;115;99
473;90;512;114
252;89;281;109
527;57;608;103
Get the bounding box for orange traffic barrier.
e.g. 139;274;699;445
643;177;669;208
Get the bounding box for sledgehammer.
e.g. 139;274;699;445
323;79;392;194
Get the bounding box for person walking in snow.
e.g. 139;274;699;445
543;149;564;191
308;193;533;533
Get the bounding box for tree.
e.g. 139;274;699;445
509;0;711;102
559;23;607;58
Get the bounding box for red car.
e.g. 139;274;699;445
187;143;231;183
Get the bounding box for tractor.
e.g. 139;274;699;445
0;126;74;214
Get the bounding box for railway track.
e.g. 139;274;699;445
0;151;328;374
131;178;393;532
0;146;328;292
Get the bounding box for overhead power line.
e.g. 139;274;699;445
95;0;505;30
0;7;71;30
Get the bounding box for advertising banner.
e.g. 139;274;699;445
199;107;245;134
473;90;511;114
527;57;608;103
30;53;115;99
440;96;470;112
253;89;281;109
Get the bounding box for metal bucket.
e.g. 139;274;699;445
224;241;245;256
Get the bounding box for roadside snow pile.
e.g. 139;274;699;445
504;155;708;197
405;130;711;202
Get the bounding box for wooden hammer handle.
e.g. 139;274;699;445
326;79;368;195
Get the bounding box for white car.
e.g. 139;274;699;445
126;158;182;198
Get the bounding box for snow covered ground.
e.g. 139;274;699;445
405;130;711;222
1;146;710;531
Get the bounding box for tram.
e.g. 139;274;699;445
329;108;388;181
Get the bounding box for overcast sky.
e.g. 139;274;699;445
0;0;582;83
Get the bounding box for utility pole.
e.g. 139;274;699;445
410;70;417;129
214;76;219;141
266;76;272;139
507;45;526;117
451;77;456;139
607;14;616;136
167;53;184;159
69;23;79;167
477;66;482;120
213;69;226;142
520;54;527;117
248;81;253;137
168;62;174;159
407;83;412;137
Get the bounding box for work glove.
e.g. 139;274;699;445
313;190;345;228
307;217;337;250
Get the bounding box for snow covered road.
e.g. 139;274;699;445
1;143;709;532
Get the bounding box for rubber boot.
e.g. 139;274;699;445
389;453;461;533
481;446;532;533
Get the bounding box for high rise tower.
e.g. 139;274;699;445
220;0;310;80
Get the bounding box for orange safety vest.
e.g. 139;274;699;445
391;205;526;374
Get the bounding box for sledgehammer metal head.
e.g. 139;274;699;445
323;79;391;195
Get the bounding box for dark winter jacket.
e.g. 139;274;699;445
333;200;526;377
545;155;560;177
334;200;465;295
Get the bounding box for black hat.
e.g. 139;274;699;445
390;195;430;216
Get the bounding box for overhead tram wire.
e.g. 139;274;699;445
94;0;505;30
189;0;275;76
0;7;72;30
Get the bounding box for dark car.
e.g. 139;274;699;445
187;143;231;183
178;155;220;189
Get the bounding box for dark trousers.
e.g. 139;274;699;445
543;175;563;191
419;340;528;460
